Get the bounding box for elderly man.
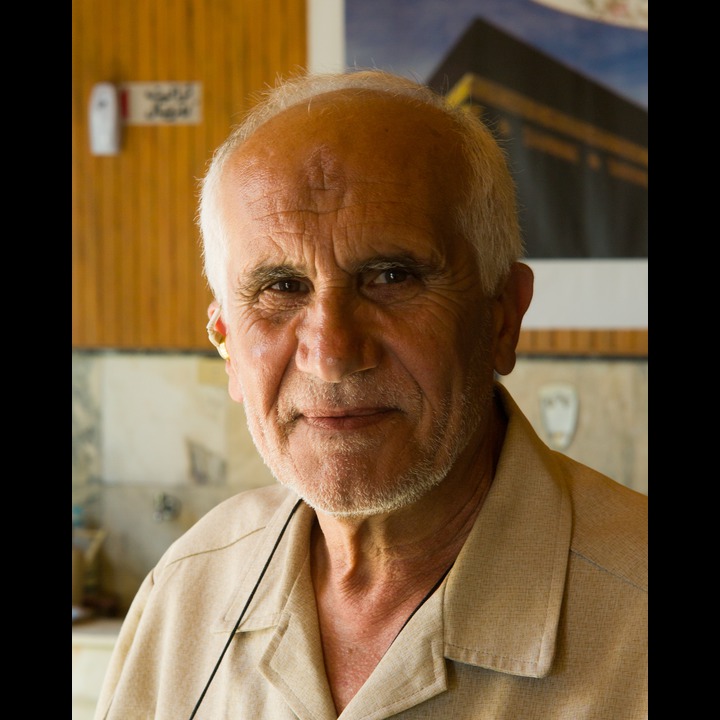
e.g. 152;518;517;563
95;70;647;720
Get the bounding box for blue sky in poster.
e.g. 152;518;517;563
345;0;648;109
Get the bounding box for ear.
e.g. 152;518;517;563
492;262;534;376
206;301;243;403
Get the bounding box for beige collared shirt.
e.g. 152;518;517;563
95;385;647;719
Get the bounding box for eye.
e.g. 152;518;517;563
361;262;425;304
268;278;310;293
371;267;411;285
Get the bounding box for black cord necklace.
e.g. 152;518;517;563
188;497;303;720
391;562;454;645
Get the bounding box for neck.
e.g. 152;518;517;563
311;465;492;600
311;399;505;591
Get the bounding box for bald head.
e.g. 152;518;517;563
232;88;467;183
220;90;470;247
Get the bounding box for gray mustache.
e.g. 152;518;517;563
278;375;416;419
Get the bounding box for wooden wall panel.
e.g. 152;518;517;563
517;329;647;357
72;0;307;350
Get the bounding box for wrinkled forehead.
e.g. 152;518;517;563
221;89;468;199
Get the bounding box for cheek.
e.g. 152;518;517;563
231;322;297;409
406;301;485;357
400;310;493;392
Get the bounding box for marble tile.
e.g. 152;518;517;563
100;353;232;486
72;353;103;526
499;358;648;495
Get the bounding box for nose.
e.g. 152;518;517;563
295;291;380;382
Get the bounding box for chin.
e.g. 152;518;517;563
279;459;449;519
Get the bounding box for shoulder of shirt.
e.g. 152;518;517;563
557;452;648;593
153;483;294;570
496;382;647;594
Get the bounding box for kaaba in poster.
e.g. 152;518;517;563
426;18;648;260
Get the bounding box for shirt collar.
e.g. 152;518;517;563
442;384;572;677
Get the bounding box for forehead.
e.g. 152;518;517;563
223;89;467;202
217;90;472;269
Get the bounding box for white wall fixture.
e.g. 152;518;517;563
89;82;121;155
539;382;579;450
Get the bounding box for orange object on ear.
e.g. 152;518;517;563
206;305;230;360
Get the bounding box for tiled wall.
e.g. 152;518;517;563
72;350;648;613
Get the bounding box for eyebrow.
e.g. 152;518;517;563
235;265;299;298
355;254;435;276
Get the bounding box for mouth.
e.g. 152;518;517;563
297;406;397;431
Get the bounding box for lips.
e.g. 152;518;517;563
298;407;396;431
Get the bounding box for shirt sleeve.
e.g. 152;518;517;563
93;567;155;720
